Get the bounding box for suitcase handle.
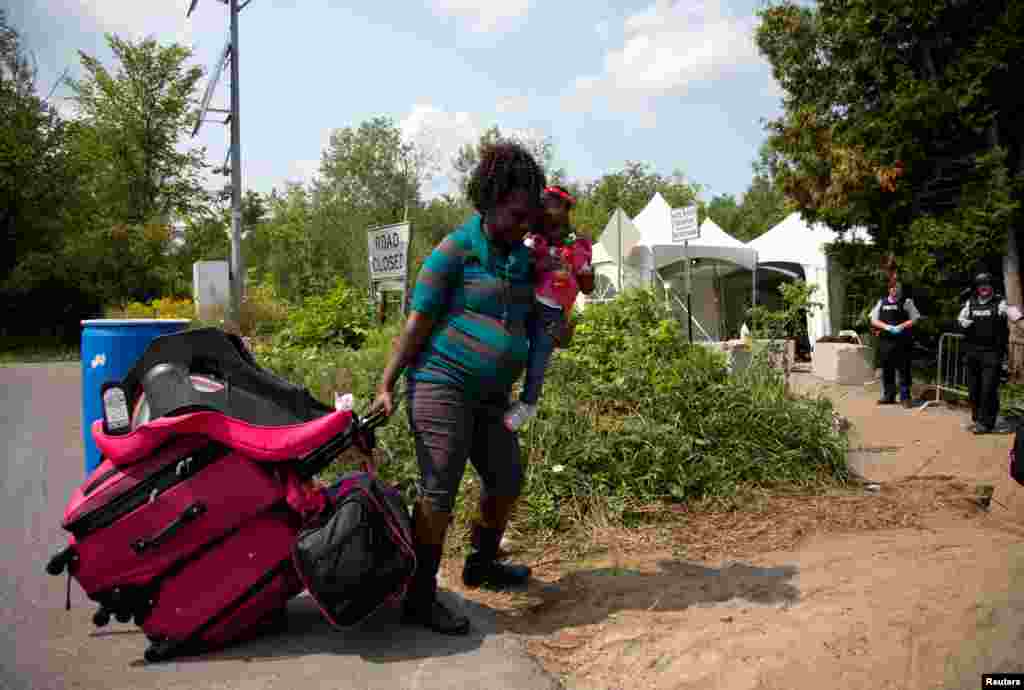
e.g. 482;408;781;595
295;409;390;480
131;502;206;555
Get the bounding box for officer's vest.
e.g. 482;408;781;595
878;297;910;339
967;296;1007;349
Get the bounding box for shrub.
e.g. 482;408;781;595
521;289;847;532
240;282;290;336
110;297;195;320
275;278;372;349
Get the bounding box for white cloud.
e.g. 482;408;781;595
400;103;484;195
285;158;321;186
397;104;559;197
73;1;197;45
496;94;530;114
564;0;761;122
430;0;532;32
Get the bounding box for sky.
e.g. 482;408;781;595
8;0;786;203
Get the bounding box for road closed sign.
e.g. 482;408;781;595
367;222;410;282
671;206;699;244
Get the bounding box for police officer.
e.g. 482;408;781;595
870;280;922;407
959;272;1023;434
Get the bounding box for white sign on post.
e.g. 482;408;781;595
367;222;410;282
671;206;700;244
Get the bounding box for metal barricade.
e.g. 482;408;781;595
935;332;969;402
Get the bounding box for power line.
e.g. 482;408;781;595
44;66;70;103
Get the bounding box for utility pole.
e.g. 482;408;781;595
188;0;248;333
228;0;243;333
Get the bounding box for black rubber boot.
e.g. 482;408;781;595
462;525;531;590
402;544;469;636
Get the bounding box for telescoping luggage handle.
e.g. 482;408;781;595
294;407;390;480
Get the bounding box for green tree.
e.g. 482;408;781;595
451;125;565;196
755;0;1024;304
317;116;423;221
0;11;104;337
1;10;65;284
708;161;790;243
707;193;743;239
298;117;437;293
67;35;207;225
573;162;701;238
738;171;789;241
258;183;320;302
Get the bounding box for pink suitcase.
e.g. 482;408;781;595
46;409;358;630
45;326;387;663
61;438;285;610
140;508;305;663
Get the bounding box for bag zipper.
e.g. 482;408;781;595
81;437;189;498
81;466;121;498
65;443;230;539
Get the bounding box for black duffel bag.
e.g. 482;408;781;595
291;471;416;628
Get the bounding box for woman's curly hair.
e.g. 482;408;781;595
466;141;546;215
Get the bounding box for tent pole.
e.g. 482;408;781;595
617;211;622;294
714;260;719;341
685;240;693;344
753;262;758;307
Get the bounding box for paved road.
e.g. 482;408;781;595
0;363;559;690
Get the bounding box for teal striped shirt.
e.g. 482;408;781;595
408;214;534;394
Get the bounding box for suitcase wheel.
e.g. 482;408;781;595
144;638;178;664
93;608;111;627
45;546;77;576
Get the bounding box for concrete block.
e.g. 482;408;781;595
813;342;876;384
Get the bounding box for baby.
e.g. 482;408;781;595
504;185;594;431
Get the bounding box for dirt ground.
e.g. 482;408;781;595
444;373;1024;690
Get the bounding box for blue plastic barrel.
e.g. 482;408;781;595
81;319;191;476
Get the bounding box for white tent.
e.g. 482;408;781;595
748;212;872;344
631;193;757;271
580;194;756;341
583;208;650;303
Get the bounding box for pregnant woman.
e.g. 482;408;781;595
370;141;546;635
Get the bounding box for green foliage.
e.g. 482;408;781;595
451;125;564;196
826;238;887;332
747;280;822;340
573;162;701;238
3;25;211;338
1;10;101;340
255;289;849;541
276;278;372;349
111;296;195;320
67;35;206;224
707;145;791;242
755;0;1024;292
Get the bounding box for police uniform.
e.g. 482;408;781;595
870;290;921;405
959;274;1020;433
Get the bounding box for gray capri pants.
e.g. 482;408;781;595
406;379;524;513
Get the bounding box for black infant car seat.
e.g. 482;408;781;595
119;327;332;428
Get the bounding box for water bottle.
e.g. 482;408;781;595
334;392;354;412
